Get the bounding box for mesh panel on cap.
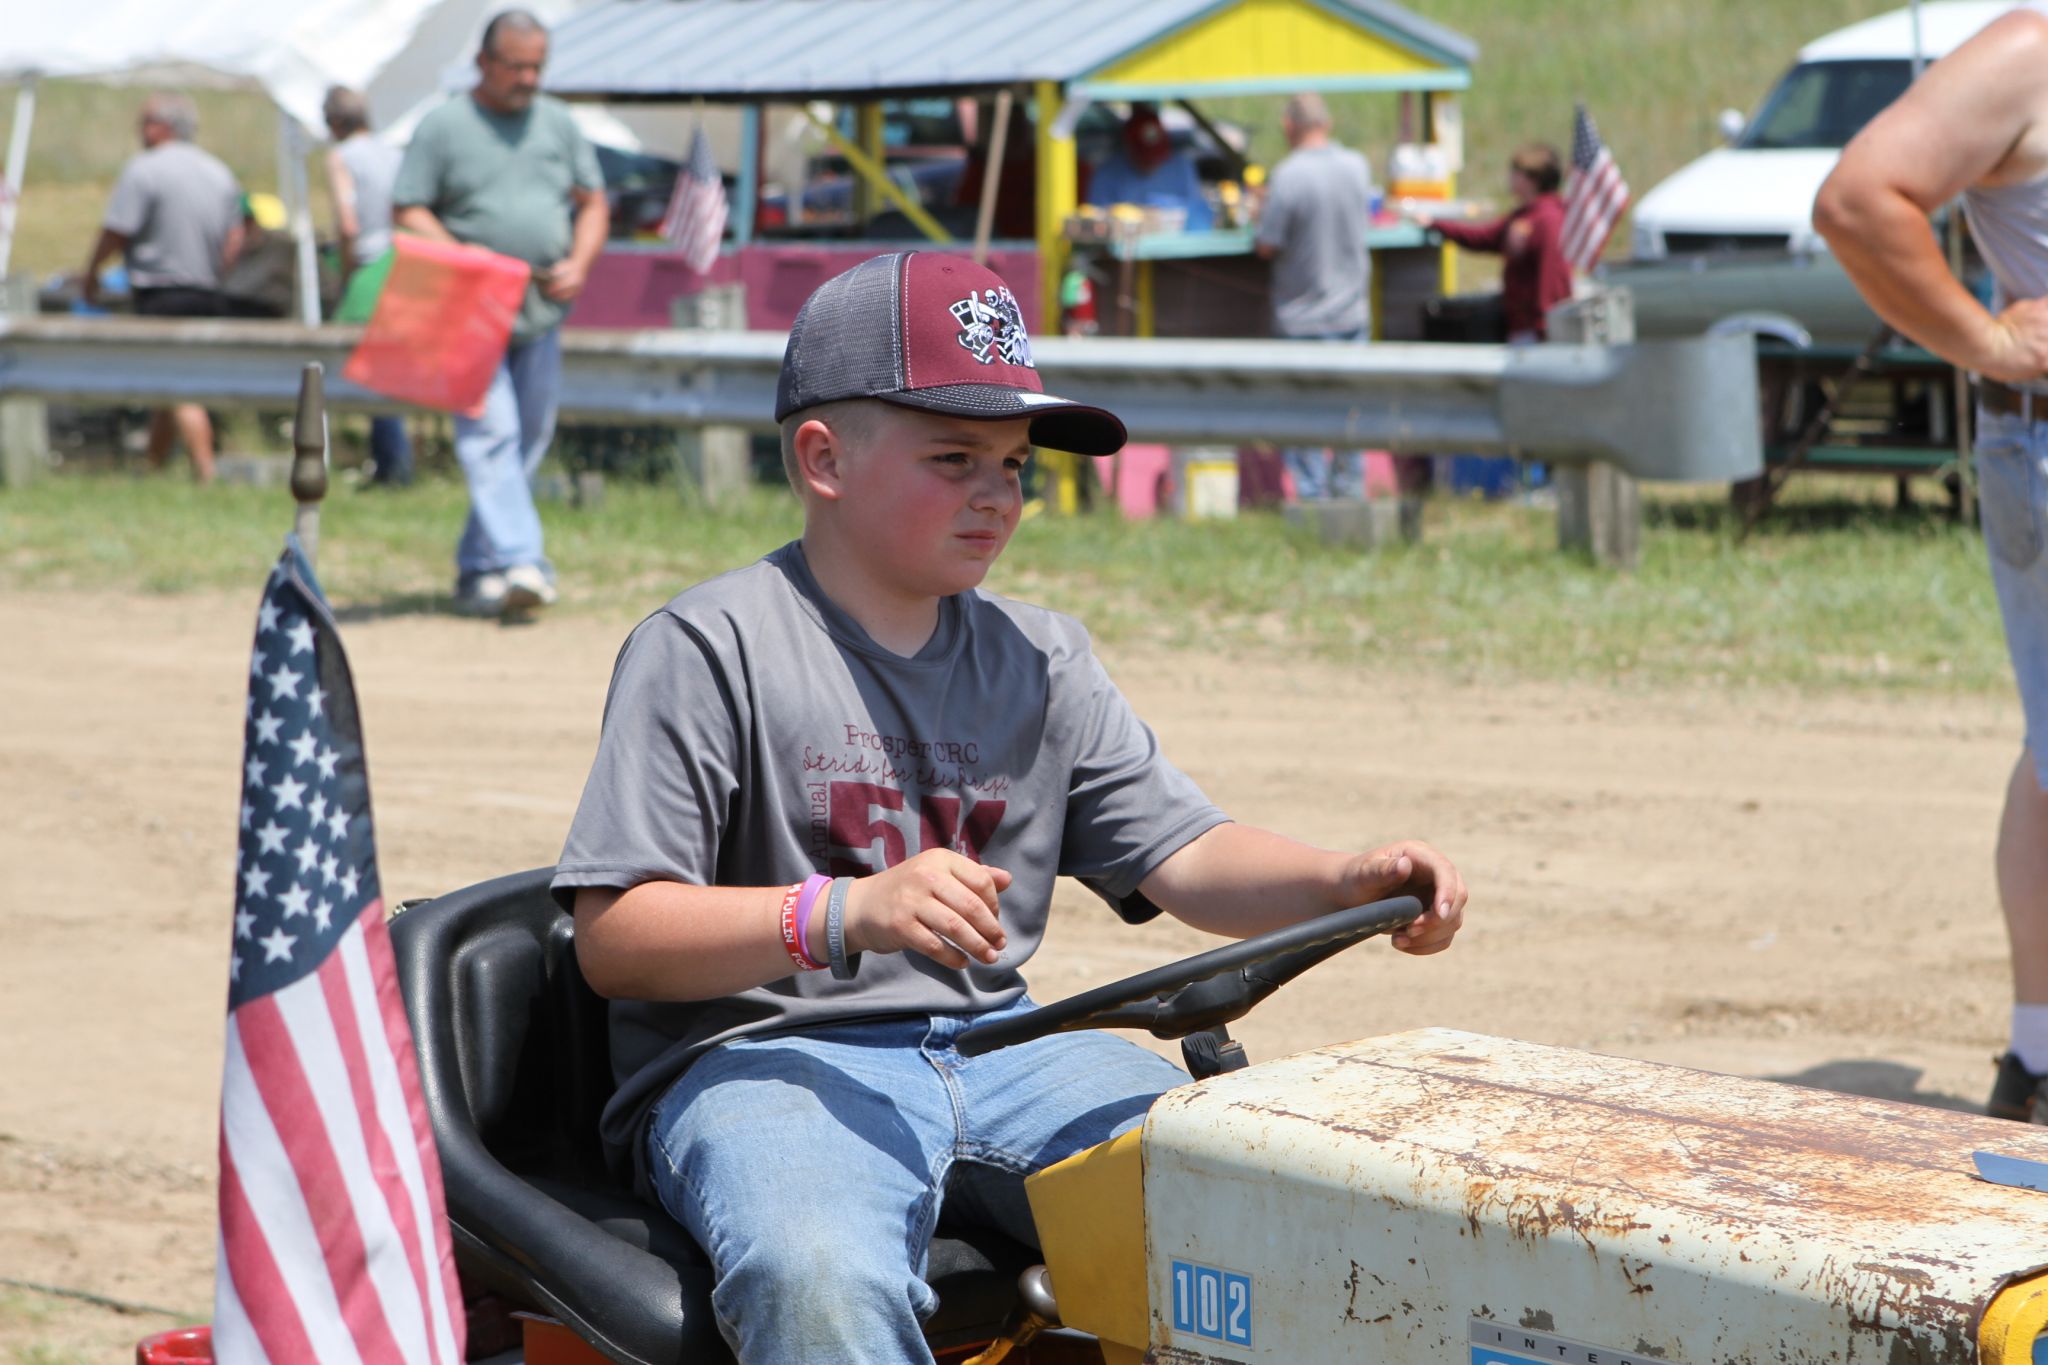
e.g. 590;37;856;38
774;253;909;420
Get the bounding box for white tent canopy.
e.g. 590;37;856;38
0;0;592;317
0;0;528;137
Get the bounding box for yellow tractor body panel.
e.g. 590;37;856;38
1025;1125;1150;1351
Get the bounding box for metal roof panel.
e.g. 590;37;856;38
544;0;1473;100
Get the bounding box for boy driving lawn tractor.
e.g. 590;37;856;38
553;251;1468;1364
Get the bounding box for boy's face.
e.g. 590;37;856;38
825;404;1032;599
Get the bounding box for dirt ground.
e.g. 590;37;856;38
0;587;2028;1361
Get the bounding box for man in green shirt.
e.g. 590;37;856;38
393;8;608;617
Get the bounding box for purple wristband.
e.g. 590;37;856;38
792;874;832;970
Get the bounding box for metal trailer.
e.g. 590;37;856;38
1608;245;1981;518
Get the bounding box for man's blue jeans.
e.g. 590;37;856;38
646;998;1187;1364
1978;404;2048;788
368;416;413;486
453;328;560;584
1281;326;1370;501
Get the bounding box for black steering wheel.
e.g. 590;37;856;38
955;895;1425;1059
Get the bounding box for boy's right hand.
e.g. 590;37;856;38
842;851;1011;970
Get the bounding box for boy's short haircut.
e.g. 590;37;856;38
777;400;878;492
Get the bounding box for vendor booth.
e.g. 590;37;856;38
545;0;1478;342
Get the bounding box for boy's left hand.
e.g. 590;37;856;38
1343;841;1466;956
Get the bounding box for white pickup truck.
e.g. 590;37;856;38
1629;0;2011;265
1612;1;2018;497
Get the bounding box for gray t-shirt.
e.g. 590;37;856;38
1256;142;1375;338
391;93;603;343
553;543;1228;1184
102;140;243;291
336;132;403;268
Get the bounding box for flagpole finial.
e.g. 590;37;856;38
291;363;328;565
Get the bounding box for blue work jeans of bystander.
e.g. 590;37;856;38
646;997;1188;1365
1280;326;1370;501
368;415;414;486
454;327;561;586
1978;406;2048;789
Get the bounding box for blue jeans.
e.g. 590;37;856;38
646;999;1187;1364
1282;326;1369;501
453;328;560;583
1977;406;2048;788
368;415;413;485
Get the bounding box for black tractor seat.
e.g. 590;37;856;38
390;867;1038;1365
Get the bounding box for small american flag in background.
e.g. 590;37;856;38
660;125;729;274
213;540;464;1365
1559;103;1630;273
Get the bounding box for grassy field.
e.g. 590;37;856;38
0;468;2009;698
0;1;1902;281
0;2;2000;701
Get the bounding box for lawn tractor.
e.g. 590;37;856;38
376;866;2048;1365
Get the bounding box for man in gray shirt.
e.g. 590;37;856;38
83;92;243;483
393;9;608;617
1256;91;1376;501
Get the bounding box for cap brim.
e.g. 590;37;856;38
878;384;1128;457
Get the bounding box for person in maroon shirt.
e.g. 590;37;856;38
1424;143;1573;341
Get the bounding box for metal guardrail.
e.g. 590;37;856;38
0;316;1762;483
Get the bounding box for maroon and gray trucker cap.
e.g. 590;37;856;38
774;252;1127;456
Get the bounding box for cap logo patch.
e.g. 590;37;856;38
949;287;1034;368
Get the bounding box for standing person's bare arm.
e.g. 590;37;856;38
541;185;610;302
572;822;1466;1004
1138;822;1466;955
81;228;129;305
574;850;1011;1002
325;148;360;268
1813;10;2048;383
394;204;459;245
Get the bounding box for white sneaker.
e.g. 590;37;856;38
454;572;509;617
501;564;558;613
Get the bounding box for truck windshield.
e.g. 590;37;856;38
1738;58;1912;150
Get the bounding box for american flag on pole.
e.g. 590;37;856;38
658;125;729;274
213;538;465;1365
1559;103;1631;273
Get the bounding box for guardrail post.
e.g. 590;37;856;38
671;283;752;505
1550;287;1641;568
0;275;48;487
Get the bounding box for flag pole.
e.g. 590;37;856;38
290;362;328;566
972;88;1013;267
